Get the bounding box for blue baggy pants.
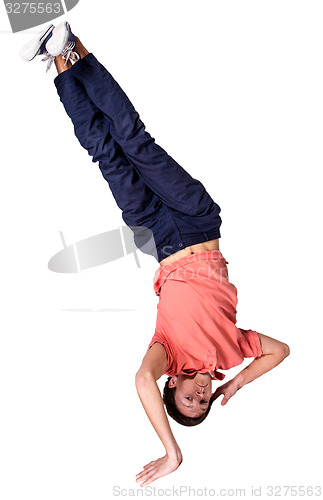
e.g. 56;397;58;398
54;53;222;262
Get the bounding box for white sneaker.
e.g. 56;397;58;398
46;21;80;67
19;24;55;62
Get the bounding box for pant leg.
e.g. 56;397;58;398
63;53;222;227
54;71;194;261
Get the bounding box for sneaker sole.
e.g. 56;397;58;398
19;24;54;61
46;22;71;57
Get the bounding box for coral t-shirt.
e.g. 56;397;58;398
147;250;262;381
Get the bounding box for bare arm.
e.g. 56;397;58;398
135;343;182;486
214;333;290;405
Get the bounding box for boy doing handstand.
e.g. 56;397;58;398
20;22;290;487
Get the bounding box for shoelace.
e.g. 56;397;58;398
62;41;80;66
41;42;80;73
41;52;55;73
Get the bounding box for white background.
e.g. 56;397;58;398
0;1;322;499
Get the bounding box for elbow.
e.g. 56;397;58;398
282;343;290;358
135;370;152;390
135;370;144;390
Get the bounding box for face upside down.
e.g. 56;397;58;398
163;372;217;426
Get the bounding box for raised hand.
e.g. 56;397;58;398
213;378;240;406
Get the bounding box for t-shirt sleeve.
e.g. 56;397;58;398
147;331;173;373
238;328;263;358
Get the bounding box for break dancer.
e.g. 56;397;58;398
20;22;290;487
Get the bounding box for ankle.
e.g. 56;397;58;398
74;36;89;59
55;54;72;74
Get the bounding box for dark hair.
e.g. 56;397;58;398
163;376;216;427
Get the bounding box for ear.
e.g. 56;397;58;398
168;376;178;388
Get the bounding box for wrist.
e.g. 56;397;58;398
166;445;182;464
234;372;245;390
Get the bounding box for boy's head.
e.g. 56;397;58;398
163;372;216;426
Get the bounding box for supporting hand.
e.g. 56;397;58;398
136;450;183;487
